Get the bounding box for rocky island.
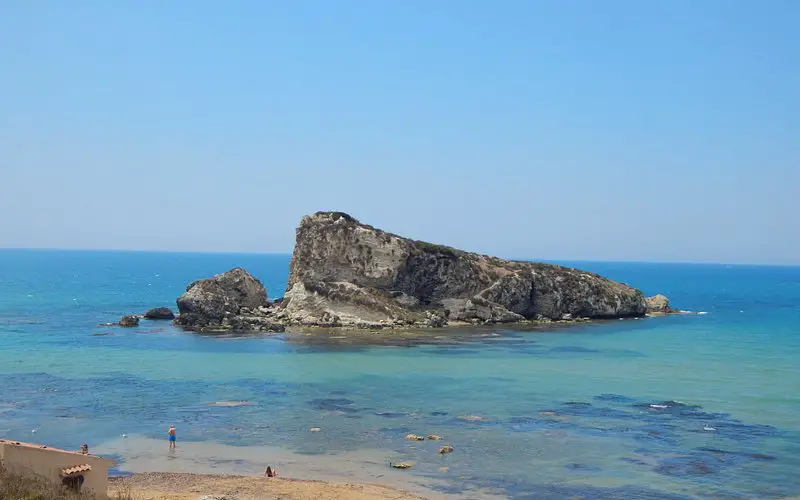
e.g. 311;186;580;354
171;211;674;332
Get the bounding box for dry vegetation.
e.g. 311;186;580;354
0;465;133;500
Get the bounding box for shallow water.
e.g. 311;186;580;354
1;250;799;498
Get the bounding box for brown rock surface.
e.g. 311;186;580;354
281;212;651;327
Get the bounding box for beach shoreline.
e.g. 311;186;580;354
109;472;432;500
94;436;503;500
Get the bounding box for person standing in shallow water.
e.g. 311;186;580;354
168;425;176;449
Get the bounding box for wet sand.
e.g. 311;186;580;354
96;436;504;500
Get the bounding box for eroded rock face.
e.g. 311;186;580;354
645;294;673;314
119;315;139;327
174;268;283;332
280;212;651;327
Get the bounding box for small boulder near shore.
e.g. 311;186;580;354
118;315;139;327
174;268;284;333
144;307;175;320
645;294;676;314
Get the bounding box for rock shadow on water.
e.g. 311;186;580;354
633;400;706;417
429;476;694;500
429;347;481;356
647;445;778;480
308;398;359;413
696;446;776;462
704;420;781;440
594;393;636;403
631;425;680;446
373;411;406;418
506;416;544;433
630;399;781;440
549;346;601;354
555;401;635;420
380;426;413;434
566;462;601;472
654;455;717;476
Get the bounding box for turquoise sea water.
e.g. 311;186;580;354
1;250;799;499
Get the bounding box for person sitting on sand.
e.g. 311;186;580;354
168;425;176;449
80;444;89;455
264;466;277;478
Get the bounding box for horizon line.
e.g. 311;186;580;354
0;246;797;268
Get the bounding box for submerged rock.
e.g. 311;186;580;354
143;307;175;320
118;315;139;327
404;433;424;441
439;445;454;454
457;415;489;422
174;268;283;332
280;212;661;328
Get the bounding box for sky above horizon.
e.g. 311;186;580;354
1;1;798;265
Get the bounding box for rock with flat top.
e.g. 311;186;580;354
144;307;175;320
280;212;660;328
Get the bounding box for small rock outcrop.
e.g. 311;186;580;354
118;315;139;327
174;268;284;332
143;307;175;320
279;212;659;328
645;294;674;314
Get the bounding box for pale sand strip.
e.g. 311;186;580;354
96;436;505;500
110;472;426;500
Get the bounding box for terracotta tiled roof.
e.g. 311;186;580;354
61;464;92;476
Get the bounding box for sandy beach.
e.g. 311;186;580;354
110;472;425;500
94;436;505;500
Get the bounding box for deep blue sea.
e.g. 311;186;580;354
1;250;799;499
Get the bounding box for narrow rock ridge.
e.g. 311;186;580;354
173;212;674;332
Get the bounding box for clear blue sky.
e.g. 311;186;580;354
1;1;798;264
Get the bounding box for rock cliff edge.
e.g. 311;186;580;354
278;212;651;328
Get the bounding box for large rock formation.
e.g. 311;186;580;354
278;212;652;328
644;294;678;315
144;307;175;320
174;268;284;332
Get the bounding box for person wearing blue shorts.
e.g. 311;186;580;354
168;425;176;449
